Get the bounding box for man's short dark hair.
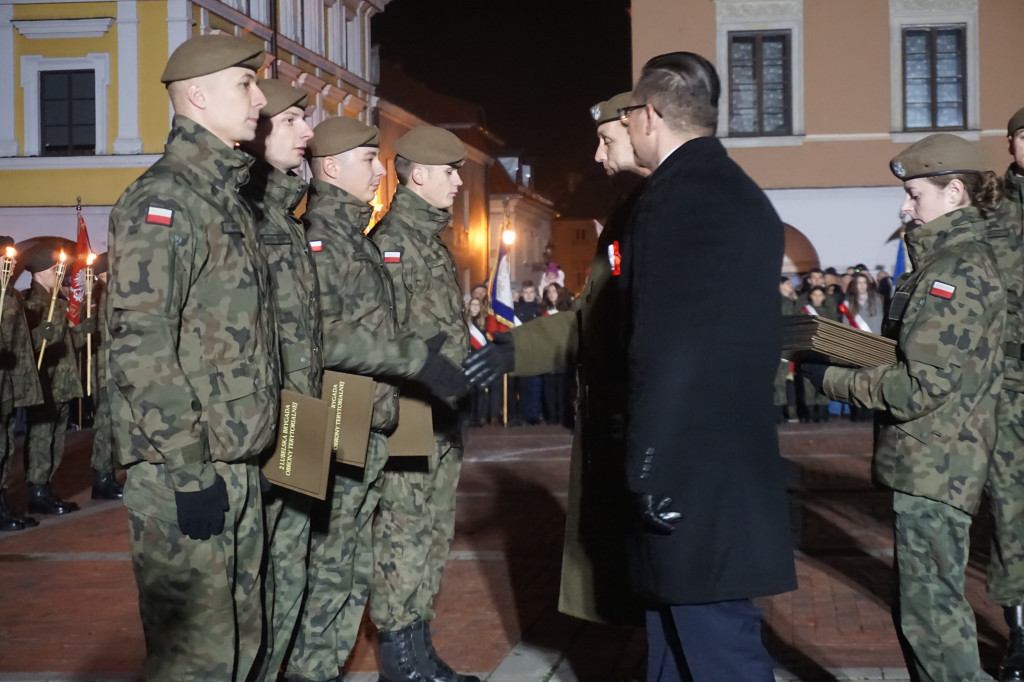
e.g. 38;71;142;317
633;51;720;136
394;155;414;185
521;280;535;289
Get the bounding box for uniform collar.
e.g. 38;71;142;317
166;115;254;188
251;162;307;213
390;184;452;236
904;206;990;267
1006;165;1024;205
306;178;373;233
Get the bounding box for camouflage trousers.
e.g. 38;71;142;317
90;389;115;474
370;439;463;632
123;458;264;682
25;400;69;485
987;389;1024;605
893;492;983;682
287;433;389;681
257;488;312;682
0;399;13;489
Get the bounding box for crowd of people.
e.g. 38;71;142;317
464;276;575;428
4;30;1024;682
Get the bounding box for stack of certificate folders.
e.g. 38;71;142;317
783;315;898;368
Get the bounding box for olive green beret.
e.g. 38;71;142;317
259;79;308;118
393;127;467;166
161;34;265;84
20;237;75;274
1009;107;1024;137
307;117;380;157
590;91;632;127
0;236;12;250
889;133;986;181
93;252;108;275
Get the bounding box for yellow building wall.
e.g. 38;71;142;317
139;1;172;153
1;167;149;207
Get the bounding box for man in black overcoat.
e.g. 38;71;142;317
619;51;797;680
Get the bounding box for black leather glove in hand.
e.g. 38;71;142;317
637;493;682;535
174;475;229;541
36;322;61;344
799;363;830;393
75;317;97;335
462;332;515;388
415;333;470;399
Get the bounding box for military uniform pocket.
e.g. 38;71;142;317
895;409;962;446
189;360;277;461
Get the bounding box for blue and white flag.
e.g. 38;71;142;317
488;242;520;328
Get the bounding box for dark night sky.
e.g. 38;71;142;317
372;0;633;211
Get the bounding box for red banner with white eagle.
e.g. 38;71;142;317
66;212;92;325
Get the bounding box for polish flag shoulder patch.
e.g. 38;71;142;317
929;280;956;300
309;239;323;253
383;251;401;263
146;206;173;226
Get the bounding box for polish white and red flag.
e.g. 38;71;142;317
146;206;173;226
929;280;956;300
67;212;92;325
802;304;818;316
837;302;872;332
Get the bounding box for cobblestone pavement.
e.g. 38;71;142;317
0;421;1007;680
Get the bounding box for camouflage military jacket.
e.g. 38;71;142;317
305;179;427;432
246;162;323;398
104;115;280;492
23;280;84;404
371;185;469;434
987;168;1024;391
0;284;43;408
823;207;1005;513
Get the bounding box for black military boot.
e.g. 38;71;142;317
27;483;79;515
1001;605;1024;681
0;488;25;531
378;624;429;682
91;469;123;500
414;621;481;682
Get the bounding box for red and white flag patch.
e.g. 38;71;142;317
309;240;323;252
146;206;173;226
929;280;956;300
383;251;401;263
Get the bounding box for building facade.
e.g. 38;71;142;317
0;0;389;254
630;0;1023;273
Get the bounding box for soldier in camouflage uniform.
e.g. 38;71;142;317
369;126;477;682
238;79;318;682
103;34;279;682
991;107;1024;682
464;93;647;626
22;241;87;515
804;134;1008;681
90;254;123;501
286;118;467;682
0;235;43;530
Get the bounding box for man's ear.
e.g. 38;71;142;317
410;164;426;187
186;81;206;110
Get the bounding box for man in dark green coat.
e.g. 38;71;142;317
0;235;43;530
464;92;649;626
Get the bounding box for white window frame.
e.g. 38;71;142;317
20;54;111;157
715;0;804;147
889;0;979;140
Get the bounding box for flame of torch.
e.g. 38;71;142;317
37;250;69;369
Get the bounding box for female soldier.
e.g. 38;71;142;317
804;134;1007;681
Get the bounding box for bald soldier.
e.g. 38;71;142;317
104;34;279;681
464;93;649;625
238;79;318;682
369;127;476;682
286;118;467;682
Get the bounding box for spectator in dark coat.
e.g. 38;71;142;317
620;51;796;681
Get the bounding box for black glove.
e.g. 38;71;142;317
636;493;682;535
799;362;829;393
75;317;97;334
174;475;229;541
415;333;470;399
35;322;61;344
462;332;515;388
0;350;15;371
259;470;272;494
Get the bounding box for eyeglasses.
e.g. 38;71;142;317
617;103;663;124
